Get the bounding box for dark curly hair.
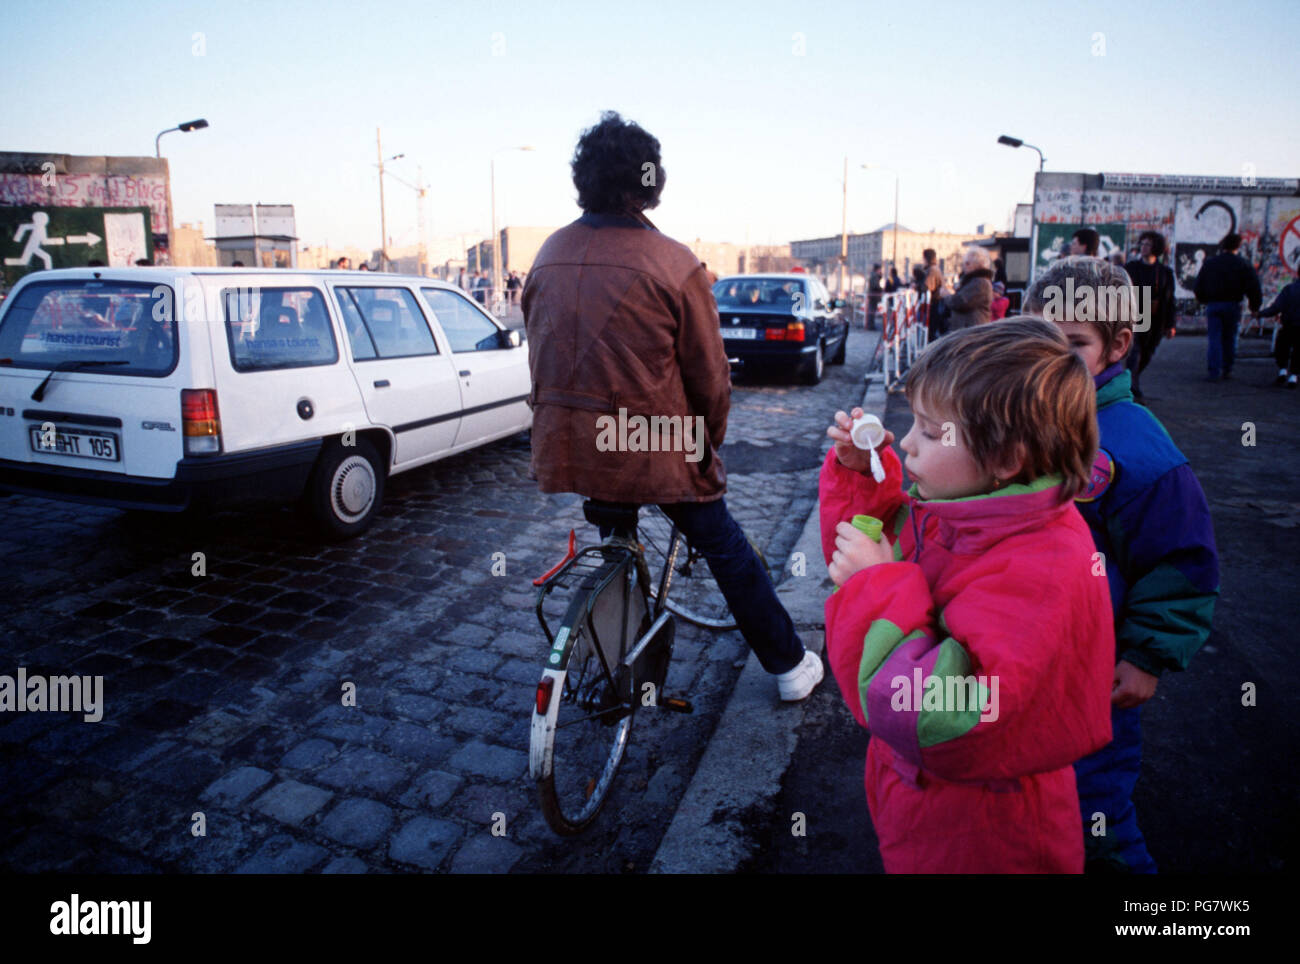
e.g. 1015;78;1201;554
1138;230;1167;258
571;111;665;214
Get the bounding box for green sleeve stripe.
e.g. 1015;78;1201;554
857;620;921;727
917;637;989;748
1118;563;1218;671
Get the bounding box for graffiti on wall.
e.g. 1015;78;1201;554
1034;182;1299;310
0;172;169;273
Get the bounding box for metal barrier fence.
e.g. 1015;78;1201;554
869;290;929;392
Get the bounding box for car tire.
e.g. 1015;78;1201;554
303;437;385;540
801;340;825;385
829;326;848;365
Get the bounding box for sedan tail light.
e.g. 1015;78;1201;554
785;322;806;341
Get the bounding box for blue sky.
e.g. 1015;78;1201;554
3;0;1295;254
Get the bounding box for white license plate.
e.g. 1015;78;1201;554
29;426;120;462
726;328;759;340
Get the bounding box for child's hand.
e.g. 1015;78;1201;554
1111;660;1158;708
828;521;894;586
827;407;895;476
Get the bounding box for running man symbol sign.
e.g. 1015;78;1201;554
1;205;152;285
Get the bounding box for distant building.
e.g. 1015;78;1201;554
791;224;988;285
212;203;298;268
171;221;216;267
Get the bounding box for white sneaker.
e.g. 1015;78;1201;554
776;649;824;701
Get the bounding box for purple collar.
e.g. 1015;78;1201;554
1094;361;1125;390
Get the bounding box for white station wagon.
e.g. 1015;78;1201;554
0;268;532;538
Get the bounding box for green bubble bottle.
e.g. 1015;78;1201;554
831;515;884;593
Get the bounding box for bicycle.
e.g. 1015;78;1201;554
528;500;745;835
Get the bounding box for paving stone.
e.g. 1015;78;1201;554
397;770;462;811
389;816;463;871
322;856;368;874
318;798;393;848
378;720;455;766
201;766;273;807
446;741;528;781
450;833;524;874
252;780;334;825
316;748;407;795
280;738;338;770
235;834;328;874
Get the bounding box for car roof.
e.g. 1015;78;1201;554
9;267;461;288
713;273;812;283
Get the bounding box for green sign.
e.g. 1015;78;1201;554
1034;222;1128;269
2;205;153;287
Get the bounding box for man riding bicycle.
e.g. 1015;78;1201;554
521;111;822;701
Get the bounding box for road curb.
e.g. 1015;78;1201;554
649;338;888;874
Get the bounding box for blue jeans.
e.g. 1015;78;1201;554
1204;302;1242;377
1074;704;1158;873
605;498;805;674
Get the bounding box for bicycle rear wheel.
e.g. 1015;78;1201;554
637;505;744;630
532;558;643;835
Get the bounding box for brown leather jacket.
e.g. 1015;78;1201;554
521;211;730;504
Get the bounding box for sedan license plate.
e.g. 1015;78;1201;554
29;426;120;462
726;328;758;340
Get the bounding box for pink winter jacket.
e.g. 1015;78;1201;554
820;446;1114;873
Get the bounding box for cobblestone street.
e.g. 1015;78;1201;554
0;327;876;873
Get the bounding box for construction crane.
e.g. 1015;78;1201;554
380;162;429;274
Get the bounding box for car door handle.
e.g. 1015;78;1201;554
374;379;390;388
458;370;471;377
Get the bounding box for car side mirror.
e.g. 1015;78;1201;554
499;328;523;348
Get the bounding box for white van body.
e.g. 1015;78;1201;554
0;268;532;537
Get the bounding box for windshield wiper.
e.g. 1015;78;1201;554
31;359;130;402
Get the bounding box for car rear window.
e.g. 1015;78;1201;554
223;287;338;371
712;278;805;310
0;280;178;376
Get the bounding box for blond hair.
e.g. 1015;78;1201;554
904;317;1098;501
1023;256;1140;347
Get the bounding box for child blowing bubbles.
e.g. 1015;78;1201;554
820;318;1115;873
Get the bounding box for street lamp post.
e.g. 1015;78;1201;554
862;163;900;275
997;134;1046;171
490;145;534;314
155;118;208;157
375;129;405;271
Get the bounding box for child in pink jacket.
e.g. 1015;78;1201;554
821;318;1114;873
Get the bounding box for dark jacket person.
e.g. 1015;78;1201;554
521;111;820;698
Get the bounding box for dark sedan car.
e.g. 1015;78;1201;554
711;274;849;384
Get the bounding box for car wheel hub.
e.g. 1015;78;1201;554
332;456;375;520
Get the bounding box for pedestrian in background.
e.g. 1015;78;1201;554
336;256;351;270
867;263;883;330
1193;232;1262;381
1125;231;1177;401
1070;228;1101;257
990;280;1010;320
942;247;994;329
1258;270;1300;388
885;266;903;293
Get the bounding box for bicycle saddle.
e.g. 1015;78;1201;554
582;500;640;534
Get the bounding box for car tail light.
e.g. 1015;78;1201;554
181;388;222;455
536;677;554;714
765;327;785;341
785;322;806;341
